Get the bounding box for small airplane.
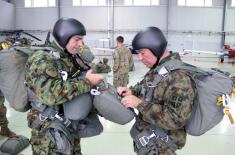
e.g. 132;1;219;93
181;44;235;63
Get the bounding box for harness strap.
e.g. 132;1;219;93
30;103;71;129
134;126;178;152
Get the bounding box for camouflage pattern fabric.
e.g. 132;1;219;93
113;47;130;88
25;41;92;154
95;58;111;73
131;53;196;154
0;91;8;127
127;48;135;72
25;41;92;106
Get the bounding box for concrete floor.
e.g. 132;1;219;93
4;54;235;155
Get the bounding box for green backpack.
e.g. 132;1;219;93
0;46;57;112
147;59;233;136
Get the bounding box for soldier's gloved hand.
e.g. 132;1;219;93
117;87;132;97
85;69;104;86
121;95;142;108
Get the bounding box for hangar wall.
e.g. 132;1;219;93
5;0;235;52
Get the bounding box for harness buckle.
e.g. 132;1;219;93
138;132;157;146
54;113;64;121
147;82;156;88
90;89;101;96
161;135;169;143
60;70;68;81
64;119;71;127
39;113;48;121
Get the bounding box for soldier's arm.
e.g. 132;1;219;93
25;52;92;106
112;50;120;72
137;71;196;130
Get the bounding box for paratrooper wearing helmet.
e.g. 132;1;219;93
25;18;104;155
117;27;196;155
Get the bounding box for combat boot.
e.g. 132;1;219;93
0;126;17;138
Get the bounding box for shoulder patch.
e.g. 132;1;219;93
169;95;184;109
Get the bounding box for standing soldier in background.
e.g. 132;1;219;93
127;46;135;72
25;18;104;155
113;36;131;88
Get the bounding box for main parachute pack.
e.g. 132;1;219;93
147;59;234;136
0;47;36;112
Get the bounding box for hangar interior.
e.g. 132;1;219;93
0;0;235;155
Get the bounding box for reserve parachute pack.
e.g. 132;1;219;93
0;47;42;112
148;59;234;136
91;81;135;125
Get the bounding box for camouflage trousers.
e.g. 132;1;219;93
28;110;82;155
113;72;129;88
0;91;8;127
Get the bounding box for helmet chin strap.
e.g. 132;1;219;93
151;57;159;69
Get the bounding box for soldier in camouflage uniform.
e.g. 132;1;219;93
113;36;131;88
25;18;104;155
117;27;196;155
95;58;111;73
127;47;135;72
0;91;16;138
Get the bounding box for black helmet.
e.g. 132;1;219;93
53;18;86;48
132;27;167;58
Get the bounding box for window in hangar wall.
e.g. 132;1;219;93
125;0;159;6
25;0;56;7
73;0;106;6
232;0;235;7
178;0;212;7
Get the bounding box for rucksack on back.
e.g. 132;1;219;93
184;68;233;136
0;47;44;112
153;59;234;136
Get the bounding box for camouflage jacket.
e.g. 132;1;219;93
131;53;196;149
25;41;92;106
113;46;130;74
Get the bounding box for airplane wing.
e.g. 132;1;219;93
180;49;224;56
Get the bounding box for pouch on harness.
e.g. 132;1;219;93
147;59;233;136
0;47;52;112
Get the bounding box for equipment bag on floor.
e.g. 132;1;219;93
0;135;30;155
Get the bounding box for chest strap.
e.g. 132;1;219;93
30;102;71;130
